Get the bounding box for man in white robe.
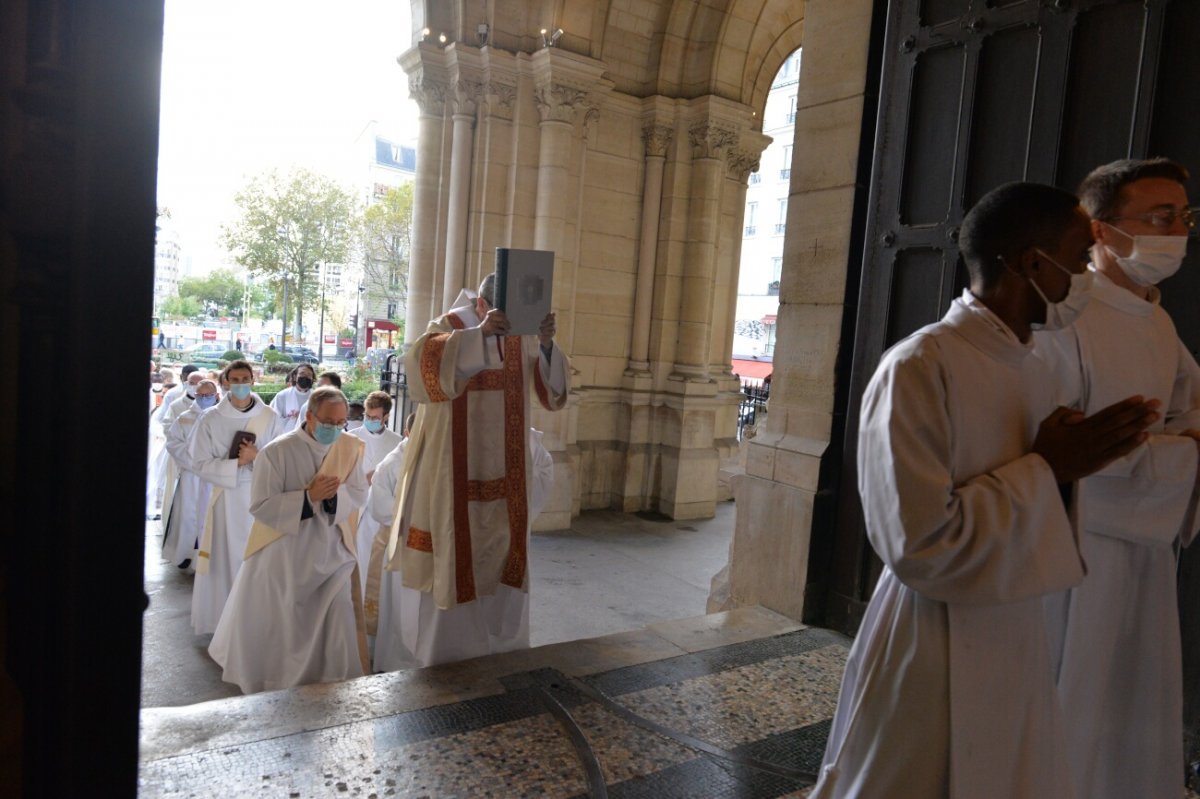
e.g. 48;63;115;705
269;363;314;434
188;360;283;635
369;427;553;671
813;182;1159;798
350;390;403;482
147;366;194;518
379;273;569;669
162;379;218;568
158;370;203;539
1034;158;1200;798
209;387;369;693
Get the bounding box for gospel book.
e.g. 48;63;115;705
494;248;554;336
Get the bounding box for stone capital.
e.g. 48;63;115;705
535;82;594;125
407;74;448;116
688;122;738;161
726;147;761;181
641;124;675;158
481;79;518;120
452;79;484;117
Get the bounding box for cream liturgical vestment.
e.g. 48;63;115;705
162;403;213;567
813;293;1084;799
209;427;368;694
158;391;194;543
188;394;282;635
1033;269;1200;799
378;298;568;669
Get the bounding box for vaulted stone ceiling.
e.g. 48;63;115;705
410;0;805;119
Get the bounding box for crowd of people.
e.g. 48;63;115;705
146;272;561;695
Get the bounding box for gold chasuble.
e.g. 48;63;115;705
385;308;568;611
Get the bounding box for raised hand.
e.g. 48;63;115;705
479;308;510;337
538;312;556;347
1032;396;1159;483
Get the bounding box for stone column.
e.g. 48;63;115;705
672;121;736;380
442;79;481;308
628;124;673;373
400;48;448;344
469;69;517;279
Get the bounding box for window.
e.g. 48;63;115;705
744;201;758;236
775;200;787;234
749;172;761;185
787;95;797;124
780;145;792;180
386;302;397;320
772;257;783;282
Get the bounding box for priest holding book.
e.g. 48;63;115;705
379;268;568;668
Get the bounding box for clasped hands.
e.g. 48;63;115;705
1033;396;1159;484
306;473;340;503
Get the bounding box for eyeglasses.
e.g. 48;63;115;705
1105;206;1197;231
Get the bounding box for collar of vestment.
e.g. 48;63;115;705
217;395;261;418
949;289;1032;365
446;303;480;327
1089;265;1159;318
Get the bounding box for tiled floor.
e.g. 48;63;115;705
139;611;844;798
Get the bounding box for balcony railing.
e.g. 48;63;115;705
749;173;761;185
744;225;756;237
779;168;790;180
774;223;786;234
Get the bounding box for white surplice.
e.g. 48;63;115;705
145;385;182;515
162;404;213;567
208;425;368;694
813;293;1084;799
349;423;403;477
269;385;311;434
359;436;408;590
1034;269;1200;799
158;392;195;538
372;428;554;672
188;395;282;634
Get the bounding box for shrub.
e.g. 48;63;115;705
221;349;242;361
264;349;293;365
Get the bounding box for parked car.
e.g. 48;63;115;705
283;346;320;365
180;342;228;361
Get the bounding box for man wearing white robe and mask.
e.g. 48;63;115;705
209;387;369;694
158;370;203;540
162;379;219;568
379;273;569;669
1033;158;1200;799
270;364;314;433
349;391;402;483
813;182;1159;799
188;360;283;635
369;425;553;671
147;365;195;518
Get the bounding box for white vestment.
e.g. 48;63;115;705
188;395;282;635
157;392;195;538
359;436;408;590
813;293;1084;799
1034;270;1200;799
349;424;403;476
372;428;554;672
270;385;312;434
162;404;212;567
377;294;568;670
145;385;182;515
209;426;368;694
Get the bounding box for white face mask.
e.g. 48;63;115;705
1027;249;1093;331
1103;223;1188;287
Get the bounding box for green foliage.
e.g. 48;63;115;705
177;269;246;318
159;295;203;319
361;184;413;328
222;168;360;338
263;349;293;364
221;349;242;361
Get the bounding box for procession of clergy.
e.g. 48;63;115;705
145;156;1198;797
145;270;564;695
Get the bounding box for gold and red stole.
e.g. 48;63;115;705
388;312;536;610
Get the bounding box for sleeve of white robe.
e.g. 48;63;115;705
248;444;306;535
528;429;554;521
367;442;406;526
189;412;242;490
164;416;194;472
858;344;1083;606
536;341;568;398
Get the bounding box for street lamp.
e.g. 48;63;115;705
317;261;327;363
355;283;365;357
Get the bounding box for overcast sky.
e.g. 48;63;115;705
156;0;418;273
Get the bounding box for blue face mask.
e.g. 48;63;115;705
229;383;253;400
195;394;218;410
313;422;342;446
362;418;384;433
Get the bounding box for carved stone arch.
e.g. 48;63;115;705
740;18;805;116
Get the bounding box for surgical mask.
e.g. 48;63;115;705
229;383;253;400
296;376;314;391
1102;224;1188;286
362;419;383;433
195;394;218;410
1027;249;1093;331
313;422;341;446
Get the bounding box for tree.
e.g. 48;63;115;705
222;168;358;343
159;294;202;320
360;183;413;329
177;268;245;318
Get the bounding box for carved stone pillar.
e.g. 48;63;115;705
443;78;481;308
628;123;673;373
400;47;448;343
469;67;518;279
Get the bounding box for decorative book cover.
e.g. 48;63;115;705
494;248;554;336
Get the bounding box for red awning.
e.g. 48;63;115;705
367;319;399;331
731;358;773;379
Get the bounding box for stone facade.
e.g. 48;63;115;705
405;0;876;618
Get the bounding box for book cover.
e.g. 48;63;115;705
495;248;554;336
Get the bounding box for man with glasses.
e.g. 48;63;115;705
1034;158;1200;798
162;379;219;570
189;360;283;635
